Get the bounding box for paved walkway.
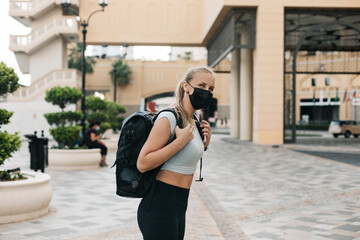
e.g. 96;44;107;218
1;134;360;239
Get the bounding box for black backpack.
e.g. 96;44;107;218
114;108;204;198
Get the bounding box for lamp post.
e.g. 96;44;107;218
113;67;117;102
311;78;316;124
112;43;129;103
61;0;108;139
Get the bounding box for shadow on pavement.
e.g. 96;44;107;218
291;150;360;167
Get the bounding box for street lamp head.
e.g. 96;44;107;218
98;0;108;8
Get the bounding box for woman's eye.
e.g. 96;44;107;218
199;84;205;88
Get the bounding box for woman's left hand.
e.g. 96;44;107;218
200;120;211;148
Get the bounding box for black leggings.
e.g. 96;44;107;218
86;142;107;155
137;180;190;240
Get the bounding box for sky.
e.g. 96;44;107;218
133;46;171;61
0;1;170;86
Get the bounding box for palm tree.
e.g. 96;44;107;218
109;59;131;102
68;43;96;73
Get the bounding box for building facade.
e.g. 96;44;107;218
7;0;360;144
79;0;360;144
85;58;231;121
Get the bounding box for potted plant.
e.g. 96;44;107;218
44;86;101;170
85;96;126;151
0;62;52;224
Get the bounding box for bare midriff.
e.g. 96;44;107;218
156;170;194;189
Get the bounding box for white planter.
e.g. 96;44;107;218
0;171;52;224
48;149;101;170
101;139;118;152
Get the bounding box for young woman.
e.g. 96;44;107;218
84;121;108;167
137;66;215;240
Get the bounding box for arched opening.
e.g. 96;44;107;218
284;9;360;143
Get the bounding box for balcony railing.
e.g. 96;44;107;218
9;0;79;14
285;51;360;74
7;69;81;102
10;0;45;12
10;17;78;53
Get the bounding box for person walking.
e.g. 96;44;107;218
84;121;108;167
136;66;215;240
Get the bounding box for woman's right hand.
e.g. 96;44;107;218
175;125;194;146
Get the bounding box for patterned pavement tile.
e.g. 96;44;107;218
1;134;360;239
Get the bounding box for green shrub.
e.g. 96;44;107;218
86;112;108;123
0;62;21;172
0;62;20;95
0;109;13;126
110;116;125;131
0;170;23;181
85;96;107;112
107;101;125;115
50;126;81;149
100;122;112;133
45;86;83;110
44;86;83;149
106;101;125;132
85;96;126;132
44;111;82;126
0;131;21;166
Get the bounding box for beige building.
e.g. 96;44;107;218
7;0;360;144
79;0;360;144
86;58;230;119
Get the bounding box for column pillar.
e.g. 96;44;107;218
252;2;284;144
240;46;253;141
230;49;240;138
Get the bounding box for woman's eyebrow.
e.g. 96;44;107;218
199;81;215;89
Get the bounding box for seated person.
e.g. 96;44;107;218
84;121;108;167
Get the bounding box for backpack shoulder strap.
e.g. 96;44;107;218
153;108;182;128
193;113;205;182
193;114;204;142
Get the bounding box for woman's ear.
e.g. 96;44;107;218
182;81;189;94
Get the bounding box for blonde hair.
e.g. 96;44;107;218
170;66;215;126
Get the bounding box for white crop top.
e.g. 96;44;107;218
154;111;204;175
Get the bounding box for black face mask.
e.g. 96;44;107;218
187;82;213;110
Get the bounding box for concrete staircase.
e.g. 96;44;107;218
2;69;81;138
7;69;81;102
9;16;78;54
9;16;78;73
9;0;79;26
